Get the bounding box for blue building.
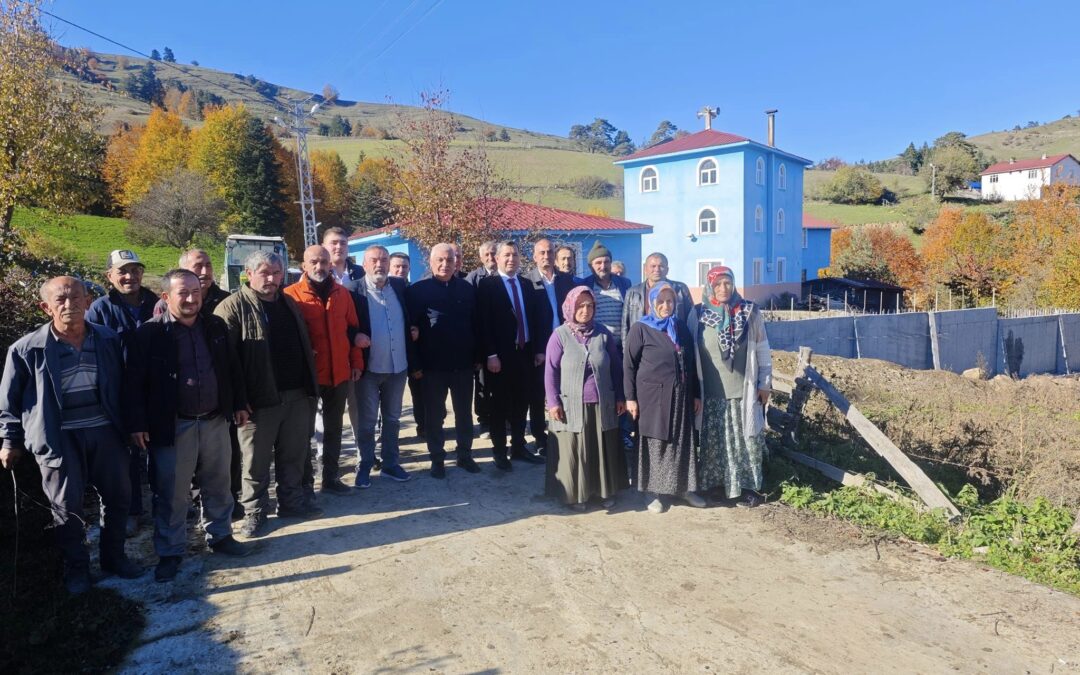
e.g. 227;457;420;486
347;199;652;283
615;120;830;302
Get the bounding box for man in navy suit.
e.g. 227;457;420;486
477;241;545;470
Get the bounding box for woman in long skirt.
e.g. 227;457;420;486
545;287;627;511
690;266;772;507
624;282;703;513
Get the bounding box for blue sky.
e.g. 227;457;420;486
48;0;1080;162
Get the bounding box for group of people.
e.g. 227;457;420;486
0;228;772;595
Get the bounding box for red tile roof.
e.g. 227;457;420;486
981;154;1074;176
803;214;841;230
618;129;750;162
348;199;652;241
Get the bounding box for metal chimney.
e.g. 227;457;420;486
765;109;778;147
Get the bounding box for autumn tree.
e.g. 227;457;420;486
113;107;190;208
1039;232;1080;308
921;207;1010;301
310;149;351;230
189;104;285;234
348;153;396;232
127;168;224;247
0;0;103;230
1007;183;1080;305
387;90;516;270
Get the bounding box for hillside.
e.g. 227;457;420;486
967;115;1080;162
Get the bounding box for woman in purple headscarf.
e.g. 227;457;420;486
544;286;627;511
689;266;772;507
624;282;702;513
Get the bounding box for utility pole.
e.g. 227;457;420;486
930;162;937;199
276;98;323;247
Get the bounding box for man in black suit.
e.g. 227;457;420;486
523;238;577;456
477;240;545;470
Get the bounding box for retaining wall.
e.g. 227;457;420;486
931;308;999;374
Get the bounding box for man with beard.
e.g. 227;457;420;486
350;246;414;488
285;246;365;496
215;251;322;537
621;252;694;335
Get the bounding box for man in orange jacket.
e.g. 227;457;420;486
285;245;364;495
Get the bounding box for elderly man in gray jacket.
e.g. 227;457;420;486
0;277;145;593
620;252;694;338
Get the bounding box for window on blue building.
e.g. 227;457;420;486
754;205;763;232
698;208;717;235
752;258;763;285
776;208;786;234
778;163;787;190
698;158;717;185
755;157;765;185
802;227;808;249
641;167;659;192
776;257;786;282
697;260;724;286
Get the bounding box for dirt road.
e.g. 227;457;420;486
108;409;1080;674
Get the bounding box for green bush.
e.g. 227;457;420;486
820;167;886;205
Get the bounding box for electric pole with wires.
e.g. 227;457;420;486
275;98;323;247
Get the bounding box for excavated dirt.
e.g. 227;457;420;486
772;351;1080;510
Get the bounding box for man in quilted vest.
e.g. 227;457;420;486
284;246;364;496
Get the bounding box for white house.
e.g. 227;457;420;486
980;153;1080;201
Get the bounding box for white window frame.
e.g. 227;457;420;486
696;259;725;287
697;206;718;236
755;157;765;185
778;163;788;190
697;157;718;186
754;205;763;232
776;257;786;283
640;166;659;193
776;208;786;234
1027;169;1038;179
989;174;999;183
802;227;808;249
752;258;763;285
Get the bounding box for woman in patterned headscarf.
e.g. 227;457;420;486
624;282;703;513
689;266;772;507
545;287;627;511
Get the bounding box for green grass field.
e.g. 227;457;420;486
968;116;1080;161
11;209;223;281
803;169;928;199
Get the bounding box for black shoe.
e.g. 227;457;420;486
493;455;513;472
155;556;181;583
372;459;383;472
211;535;256;557
535;445;547;458
430;461;446;479
736;491;765;508
320;479;352;495
510;449;544;465
240;513;268;538
101;555;145;579
455;456;481;474
64;566;91;595
231;501;246;522
278;504;324;520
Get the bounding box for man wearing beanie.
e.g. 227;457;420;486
583;241;631;348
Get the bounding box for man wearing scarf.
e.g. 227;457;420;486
688;266;773;507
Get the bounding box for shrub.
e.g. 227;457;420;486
566;175;616;199
820;166;886;204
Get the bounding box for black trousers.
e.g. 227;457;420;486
38;425;131;569
487;349;533;457
423;369;474;463
473;369;490;426
317;382;349;484
408;375;426;434
527;361;548;450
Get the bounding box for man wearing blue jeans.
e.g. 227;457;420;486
349;246;416;487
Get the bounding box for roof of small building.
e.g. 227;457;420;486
614;128;813;165
980;153;1075;176
803;214;841;230
348;199;653;242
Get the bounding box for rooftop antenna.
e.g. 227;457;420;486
697;105;718;130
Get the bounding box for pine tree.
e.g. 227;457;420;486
162;46;175;63
150;49;161;61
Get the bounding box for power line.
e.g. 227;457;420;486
39;8;290;116
333;0;444;80
357;0;445;76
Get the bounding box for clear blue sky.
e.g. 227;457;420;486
48;0;1080;162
